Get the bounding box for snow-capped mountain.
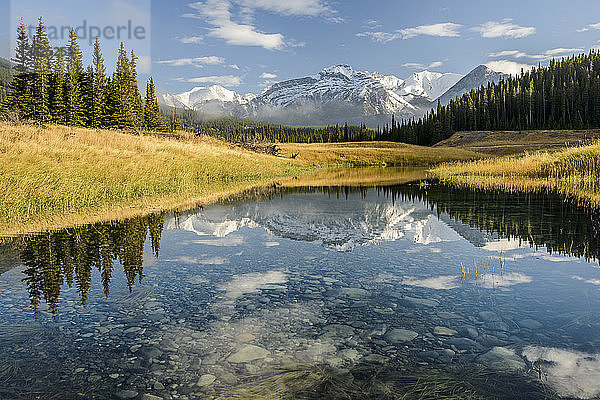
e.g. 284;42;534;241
395;71;462;101
161;85;254;113
437;65;508;105
160;64;505;127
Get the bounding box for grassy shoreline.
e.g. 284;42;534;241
0;123;312;236
432;141;600;206
0;123;481;236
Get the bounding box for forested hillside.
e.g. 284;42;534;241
387;51;600;146
167;108;381;143
2;17;165;131
0;58;12;105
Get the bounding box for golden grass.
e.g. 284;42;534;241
0;123;311;235
279;141;483;167
434;129;600;155
432;141;600;206
284;166;428;188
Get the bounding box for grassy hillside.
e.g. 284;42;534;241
432;141;600;206
279;141;483;166
0;123;310;235
434;129;600;155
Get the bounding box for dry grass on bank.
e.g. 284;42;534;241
279;141;483;167
0;123;309;235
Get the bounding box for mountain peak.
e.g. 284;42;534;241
321;64;356;79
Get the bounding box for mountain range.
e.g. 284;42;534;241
160;64;508;128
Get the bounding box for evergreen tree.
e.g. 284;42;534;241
144;77;165;131
129;49;144;128
49;48;66;124
110;42;132;128
31;17;52;121
91;37;107;127
7;18;33;118
65;29;85;126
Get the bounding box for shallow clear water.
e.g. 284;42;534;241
2;172;600;399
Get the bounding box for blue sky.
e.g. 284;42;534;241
3;0;600;95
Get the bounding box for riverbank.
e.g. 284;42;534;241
0;123;311;235
432;141;600;206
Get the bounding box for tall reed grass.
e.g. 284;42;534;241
432;142;600;206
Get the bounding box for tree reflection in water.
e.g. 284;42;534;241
19;213;165;317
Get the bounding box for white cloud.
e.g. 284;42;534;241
236;0;332;17
577;22;600;32
401;22;462;39
229;64;240;69
486;60;535;75
357;22;462;43
260;72;277;78
156;56;225;67
180;36;204;44
403;61;444;69
545;47;584;56
186;75;242;86
473;19;535;38
187;0;285;50
488;48;584;62
572;275;600;286
403;62;425;69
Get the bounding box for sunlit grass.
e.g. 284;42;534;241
0;123;311;235
279;141;483;167
432;142;600;206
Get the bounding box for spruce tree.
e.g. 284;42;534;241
49;48;66;124
129;49;144;127
144;77;165;131
111;42;132;128
7;18;33;119
65;29;85;126
91;37;107;127
31;17;52;122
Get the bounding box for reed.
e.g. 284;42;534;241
432;142;600;206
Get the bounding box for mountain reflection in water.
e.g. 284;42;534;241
3;180;600;316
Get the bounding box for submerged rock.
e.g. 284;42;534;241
477;347;526;372
384;329;418;344
338;287;369;299
227;345;270;363
433;326;457;336
519;319;542;330
197;374;216;387
478;311;500;322
115;390;138;399
403;296;439;307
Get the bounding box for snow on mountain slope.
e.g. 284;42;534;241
396;71;462;100
437;65;508;105
161;85;250;110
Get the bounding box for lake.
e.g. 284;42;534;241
1;168;600;399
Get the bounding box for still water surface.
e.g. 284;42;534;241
1;170;600;399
